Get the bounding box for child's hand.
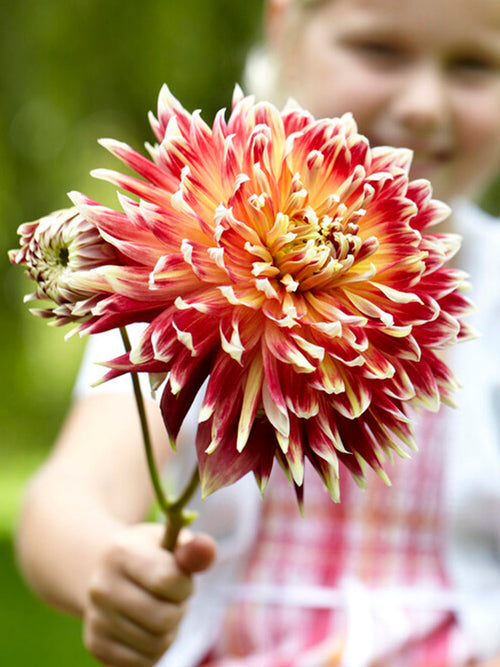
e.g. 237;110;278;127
82;523;216;667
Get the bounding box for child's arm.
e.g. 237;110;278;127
16;392;216;667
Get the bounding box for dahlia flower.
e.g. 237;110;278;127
9;207;118;326
11;86;474;503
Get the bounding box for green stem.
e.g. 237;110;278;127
162;466;200;551
119;327;170;514
119;326;200;552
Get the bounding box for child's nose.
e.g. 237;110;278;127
391;62;450;133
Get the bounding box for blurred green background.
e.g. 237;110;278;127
0;0;262;663
2;1;500;664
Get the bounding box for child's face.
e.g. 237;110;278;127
276;0;500;201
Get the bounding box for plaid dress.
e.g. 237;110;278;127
200;408;474;667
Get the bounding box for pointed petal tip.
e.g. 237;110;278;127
232;83;245;107
375;466;392;486
67;190;86;207
276;430;290;454
159;82;173;98
236;430;249;453
204;436;220;455
291;479;305;516
200;483;212;502
90;167;114;181
297;498;305;518
97;136;114;148
97;137;129;154
351;472;367;491
406;436;419;453
254;472;270;498
199;472;223;501
198;469;217;501
158;83;184;118
63;325;84;341
198;404;214;423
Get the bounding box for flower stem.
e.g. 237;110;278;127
119;326;200;552
162;466;200;551
119;327;171;515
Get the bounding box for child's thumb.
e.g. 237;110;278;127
174;531;217;574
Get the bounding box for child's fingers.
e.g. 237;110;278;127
85;603;176;660
88;571;186;635
83;624;169;667
82;522;217;666
104;524;194;603
120;548;193;603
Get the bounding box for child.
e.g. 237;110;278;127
15;0;500;665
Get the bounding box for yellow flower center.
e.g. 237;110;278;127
261;203;368;293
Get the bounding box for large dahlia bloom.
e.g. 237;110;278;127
14;86;474;502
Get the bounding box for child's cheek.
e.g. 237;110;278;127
454;88;500;187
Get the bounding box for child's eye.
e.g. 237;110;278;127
449;55;498;80
348;40;405;67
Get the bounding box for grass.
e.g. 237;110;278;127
0;537;99;666
0;310;96;664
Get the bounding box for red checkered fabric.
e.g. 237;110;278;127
200;409;473;667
